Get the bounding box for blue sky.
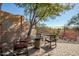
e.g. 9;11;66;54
1;3;79;28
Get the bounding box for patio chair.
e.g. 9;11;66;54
44;34;57;48
13;37;30;56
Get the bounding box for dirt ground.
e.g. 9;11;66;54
28;42;79;56
1;39;79;56
27;38;79;56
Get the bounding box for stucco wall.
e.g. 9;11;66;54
0;10;36;44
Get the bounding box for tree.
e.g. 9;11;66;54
68;13;79;26
16;3;73;40
67;13;79;34
0;3;2;10
36;23;51;34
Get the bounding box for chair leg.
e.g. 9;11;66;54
49;42;51;48
0;49;3;56
8;49;16;56
26;49;29;56
25;47;29;56
55;41;57;47
44;39;46;46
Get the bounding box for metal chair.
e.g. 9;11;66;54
45;35;57;48
13;37;29;56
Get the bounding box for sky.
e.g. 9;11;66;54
1;3;79;28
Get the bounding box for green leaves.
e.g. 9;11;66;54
68;13;79;26
16;3;73;25
0;3;2;10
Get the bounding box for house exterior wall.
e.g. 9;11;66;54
0;10;36;44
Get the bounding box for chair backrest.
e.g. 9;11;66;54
13;36;31;48
50;35;57;42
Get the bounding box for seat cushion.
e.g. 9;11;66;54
14;42;27;49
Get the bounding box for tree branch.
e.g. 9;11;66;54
33;6;49;25
31;4;38;25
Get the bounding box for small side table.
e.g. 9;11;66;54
34;37;41;49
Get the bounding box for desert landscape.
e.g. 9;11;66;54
0;3;79;56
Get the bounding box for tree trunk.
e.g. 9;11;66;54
0;6;1;10
0;3;2;10
26;24;33;41
25;24;33;56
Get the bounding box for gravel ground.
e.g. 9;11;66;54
29;42;79;56
43;43;79;56
1;39;79;56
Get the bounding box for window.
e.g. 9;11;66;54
3;20;12;29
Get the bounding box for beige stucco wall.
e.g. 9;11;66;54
0;10;36;44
